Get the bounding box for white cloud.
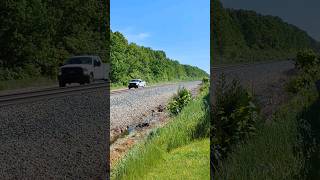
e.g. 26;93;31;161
117;26;151;44
125;32;150;43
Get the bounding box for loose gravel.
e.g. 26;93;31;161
0;88;109;179
211;60;295;119
110;81;201;131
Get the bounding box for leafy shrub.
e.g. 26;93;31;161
202;77;209;84
200;77;210;92
167;87;192;115
295;49;319;69
286;50;320;93
211;75;259;166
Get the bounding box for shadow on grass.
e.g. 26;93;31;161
301;96;320;179
193;94;210;139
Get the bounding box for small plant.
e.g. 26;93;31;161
167;87;192;115
200;77;210;92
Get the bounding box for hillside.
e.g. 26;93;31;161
211;0;320;64
110;31;208;86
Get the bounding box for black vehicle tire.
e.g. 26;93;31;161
59;80;66;87
88;73;94;84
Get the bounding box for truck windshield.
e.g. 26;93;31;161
65;57;92;65
130;80;140;82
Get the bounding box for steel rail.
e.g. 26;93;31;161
0;82;109;106
211;60;294;71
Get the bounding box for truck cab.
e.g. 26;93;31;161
58;55;108;87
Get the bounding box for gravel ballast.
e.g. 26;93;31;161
211;60;296;119
110;81;201;131
0;88;109;179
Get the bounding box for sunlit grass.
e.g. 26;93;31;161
111;89;210;180
144;139;210;180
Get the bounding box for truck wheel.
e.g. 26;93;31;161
88;74;94;84
59;80;66;87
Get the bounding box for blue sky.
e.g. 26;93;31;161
111;0;210;74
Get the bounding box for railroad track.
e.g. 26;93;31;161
211;60;294;72
110;82;185;95
0;82;109;107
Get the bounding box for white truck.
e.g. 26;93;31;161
128;79;146;89
58;55;109;87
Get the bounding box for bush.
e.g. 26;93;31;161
295;49;319;69
211;75;259;166
167;87;192;115
202;77;209;84
286;50;320;93
200;77;210;92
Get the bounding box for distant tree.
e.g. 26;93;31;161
110;31;208;85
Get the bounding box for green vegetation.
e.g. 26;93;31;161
213;50;320;179
211;75;259;169
215;88;318;179
0;0;109;87
110;31;208;86
211;0;320;64
0;77;56;91
287;49;320;93
144;139;210;180
167;88;192;115
111;86;210;179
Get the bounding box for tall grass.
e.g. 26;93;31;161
215;88;318;179
111;89;210;179
0;77;56;91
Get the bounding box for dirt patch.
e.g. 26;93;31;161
110;107;169;168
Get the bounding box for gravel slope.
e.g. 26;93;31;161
211;60;295;118
110;81;201;131
0;89;109;179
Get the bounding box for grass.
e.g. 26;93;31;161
111;88;210;180
215;88;319;180
144;139;210;180
0;77;57;91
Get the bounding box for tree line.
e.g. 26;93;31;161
212;0;320;64
0;0;109;81
110;31;208;85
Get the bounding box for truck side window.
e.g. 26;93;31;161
94;59;101;67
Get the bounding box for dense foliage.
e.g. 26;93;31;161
286;49;320;93
110;31;208;85
211;75;259;168
211;0;320;64
0;0;109;81
167;87;192;115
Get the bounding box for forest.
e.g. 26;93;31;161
0;0;109;81
110;31;208;86
212;0;320;64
